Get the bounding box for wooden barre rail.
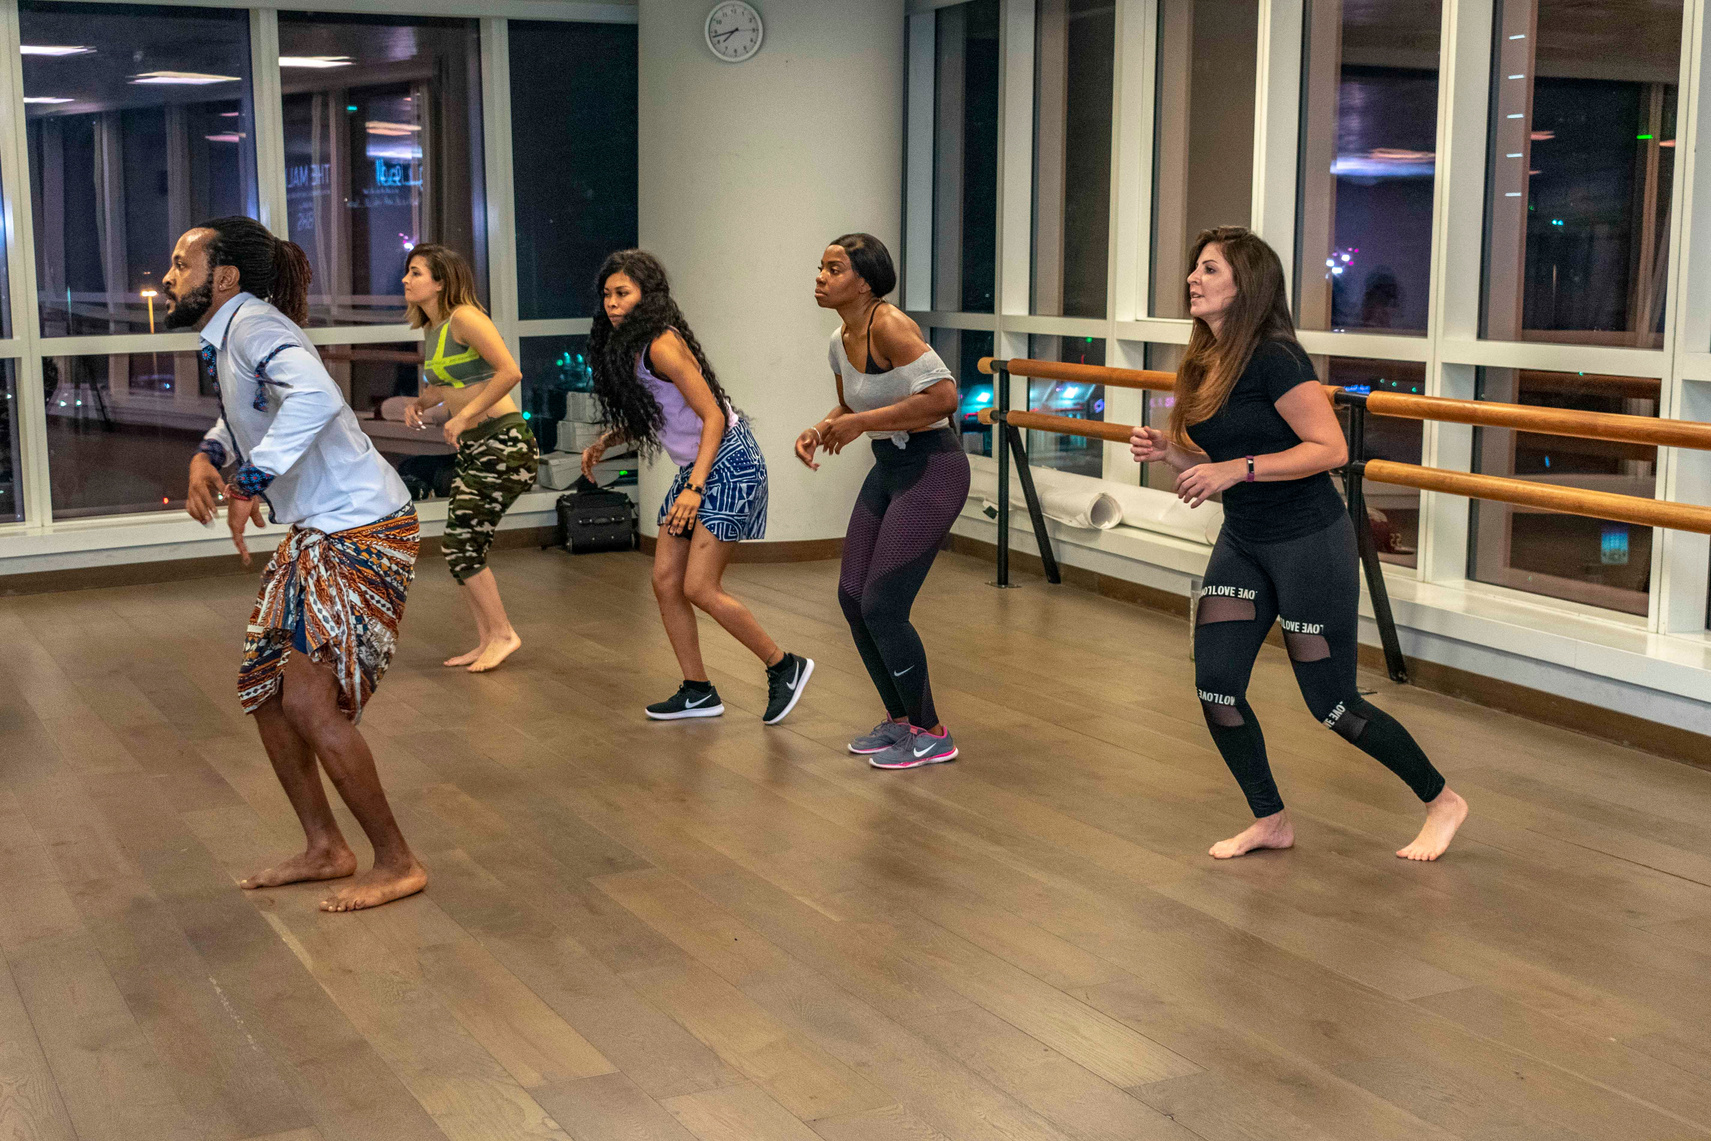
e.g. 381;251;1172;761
980;407;1711;534
977;356;1711;452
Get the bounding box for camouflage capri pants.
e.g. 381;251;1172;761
443;413;538;583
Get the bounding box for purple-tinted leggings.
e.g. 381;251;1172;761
838;428;972;729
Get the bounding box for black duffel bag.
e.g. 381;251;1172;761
553;481;637;554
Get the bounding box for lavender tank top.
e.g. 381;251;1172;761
637;343;731;468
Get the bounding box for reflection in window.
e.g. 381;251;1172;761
1152;0;1257;318
519;334;593;457
1469;368;1658;614
45;349;214;518
929;327;995;456
511;20;637;321
1024;335;1104;477
1033;0;1113;319
1297;0;1441;334
932;0;999;314
1482;0;1682;347
281;13;486;327
21;1;257;337
1321;357;1423;566
0;363;22;522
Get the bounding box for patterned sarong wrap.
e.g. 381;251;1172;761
238;505;419;722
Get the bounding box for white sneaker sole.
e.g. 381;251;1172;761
762;658;815;725
870;747;958;769
646;704;725;721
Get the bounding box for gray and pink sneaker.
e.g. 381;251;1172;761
869;727;958;770
848;719;911;755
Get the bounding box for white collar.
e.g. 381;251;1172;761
198;291;256;348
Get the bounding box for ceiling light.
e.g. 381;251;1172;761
365;121;421;136
278;55;353;69
204;133;245;143
131;71;240;85
24;96;73;104
20;45;91;56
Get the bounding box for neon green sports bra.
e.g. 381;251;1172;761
422;317;495;389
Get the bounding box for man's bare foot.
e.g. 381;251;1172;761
320;858;428;912
1397;787;1468;861
443;646;482;667
239;846;357;889
467;632;522;673
1209;810;1294;859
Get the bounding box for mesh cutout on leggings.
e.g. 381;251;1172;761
1197;596;1256;625
1198;690;1245;727
1283;630;1331;662
1324;703;1369;742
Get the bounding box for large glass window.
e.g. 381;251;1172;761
45;349;215;518
510;20;638;321
1032;0;1113;319
519;334;593;457
280;13;486;328
1152;0;1258;318
21;1;258;337
930;327;995;456
0;362;22;523
1469;368;1659;614
933;0;999;314
1296;0;1441;334
1323;356;1424;566
1481;0;1683;347
1024;334;1104;477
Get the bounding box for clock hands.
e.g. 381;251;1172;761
711;26;744;42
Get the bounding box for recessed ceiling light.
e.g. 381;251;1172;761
21;45;91;56
24;96;74;104
279;55;353;68
130;71;240;85
204;133;244;143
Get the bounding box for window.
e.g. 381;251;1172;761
1469;367;1658;614
45;349;215;519
510;20;638;321
932;0;999;314
1322;357;1424;566
519;334;593;456
1152;0;1258;318
280;13;486;328
1024;334;1104;477
21;1;258;337
319;341;439;468
1032;0;1113;319
0;363;22;523
930;327;995;456
1481;0;1683;347
1139;343;1183;491
1296;0;1441;334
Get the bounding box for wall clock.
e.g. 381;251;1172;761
705;1;763;63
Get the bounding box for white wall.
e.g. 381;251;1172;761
636;0;907;541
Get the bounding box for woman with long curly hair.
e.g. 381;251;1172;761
1130;226;1467;861
581;250;814;724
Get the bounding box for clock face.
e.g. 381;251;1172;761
705;1;763;63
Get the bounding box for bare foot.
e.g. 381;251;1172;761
239;846;357;890
320;859;428;912
1397;787;1468;861
466;632;522;673
443;646;482;667
1209;810;1295;859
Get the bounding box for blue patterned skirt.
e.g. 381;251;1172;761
660;415;768;542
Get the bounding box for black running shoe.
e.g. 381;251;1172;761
646;682;724;720
763;653;815;725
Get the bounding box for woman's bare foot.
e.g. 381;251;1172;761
320;858;428;912
1397;787;1468;861
443;647;482;667
1209;810;1294;859
239;845;357;889
467;632;522;673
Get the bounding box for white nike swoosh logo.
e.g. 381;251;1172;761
893;666;914;677
914;739;939;757
685;694;712;708
788;662;801;687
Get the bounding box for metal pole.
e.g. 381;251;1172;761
1341;396;1409;684
992;362;1014;588
1005;421;1061;584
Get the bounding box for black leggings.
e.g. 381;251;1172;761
838;429;971;729
1194;512;1445;817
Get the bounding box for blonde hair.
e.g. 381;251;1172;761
404;243;486;329
1169;226;1298;444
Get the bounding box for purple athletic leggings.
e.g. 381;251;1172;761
838;428;972;729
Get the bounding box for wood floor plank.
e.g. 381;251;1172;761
660;1083;823;1141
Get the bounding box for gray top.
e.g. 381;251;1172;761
828;329;955;448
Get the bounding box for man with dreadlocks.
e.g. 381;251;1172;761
580;249;815;724
168;216;428;911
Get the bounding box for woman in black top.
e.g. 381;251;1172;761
1132;226;1468;861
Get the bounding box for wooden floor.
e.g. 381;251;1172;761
3;544;1711;1141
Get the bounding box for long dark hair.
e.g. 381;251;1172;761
199;216;312;325
1170;226;1297;443
588;249;734;456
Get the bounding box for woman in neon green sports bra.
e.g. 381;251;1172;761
403;244;538;673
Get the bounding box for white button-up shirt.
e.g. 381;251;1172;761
199;293;410;533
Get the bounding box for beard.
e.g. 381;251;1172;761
163;277;214;329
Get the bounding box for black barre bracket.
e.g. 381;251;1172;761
988;362;1062;588
1337;392;1410;684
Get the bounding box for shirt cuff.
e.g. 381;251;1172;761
231;462;275;497
196;439;228;468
